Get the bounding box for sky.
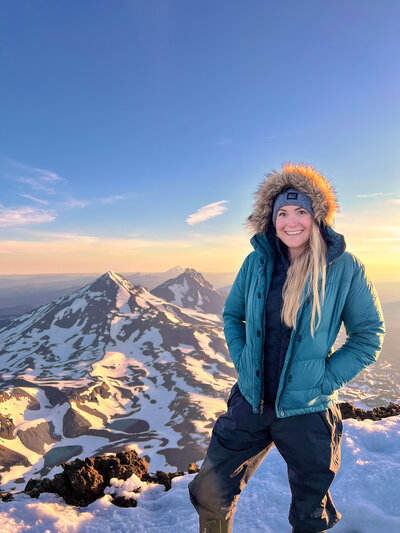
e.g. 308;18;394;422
1;0;399;281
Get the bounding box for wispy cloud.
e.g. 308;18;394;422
393;198;400;205
59;198;89;209
20;194;49;205
97;194;131;205
186;201;229;225
16;169;65;194
0;207;56;227
58;193;139;210
356;192;395;198
2;158;66;195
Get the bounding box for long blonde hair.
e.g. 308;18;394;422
281;222;327;337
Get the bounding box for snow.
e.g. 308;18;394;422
1;416;399;532
166;278;189;307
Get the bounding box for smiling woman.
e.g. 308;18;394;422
275;204;313;260
188;162;385;533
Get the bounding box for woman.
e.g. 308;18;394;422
189;163;385;533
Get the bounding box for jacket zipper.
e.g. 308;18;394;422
257;260;270;415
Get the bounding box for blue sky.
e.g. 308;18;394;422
1;1;399;278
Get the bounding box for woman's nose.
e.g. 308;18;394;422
286;216;298;226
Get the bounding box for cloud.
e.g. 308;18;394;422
0;207;56;227
2;159;66;195
16;168;65;195
57;193;139;210
20;194;49;205
60;198;89;209
186;201;229;225
356;192;395;198
393;198;400;205
97;194;128;205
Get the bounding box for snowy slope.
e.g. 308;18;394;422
0;271;236;487
0;415;399;532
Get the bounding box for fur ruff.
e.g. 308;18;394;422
246;162;339;235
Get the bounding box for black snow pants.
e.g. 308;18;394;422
188;383;343;533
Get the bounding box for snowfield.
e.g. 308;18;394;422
1;415;399;533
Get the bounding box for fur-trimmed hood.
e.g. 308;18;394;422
246;163;339;235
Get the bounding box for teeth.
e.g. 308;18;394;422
285;231;302;235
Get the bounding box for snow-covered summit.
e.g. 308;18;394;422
0;269;234;487
150;268;225;315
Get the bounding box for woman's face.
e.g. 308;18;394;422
275;205;313;258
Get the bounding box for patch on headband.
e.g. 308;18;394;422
287;192;298;199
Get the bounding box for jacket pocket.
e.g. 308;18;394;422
321;359;335;395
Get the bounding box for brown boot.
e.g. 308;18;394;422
200;517;233;533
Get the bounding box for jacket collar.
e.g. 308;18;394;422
250;224;346;265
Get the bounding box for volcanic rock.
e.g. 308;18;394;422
23;449;194;507
338;401;400;421
0;415;15;440
142;469;185;491
0;444;31;470
188;462;200;474
62;407;91;438
25;449;149;506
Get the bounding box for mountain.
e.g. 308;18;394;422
0;271;236;489
0;267;234;326
150;268;226;315
0;269;188;325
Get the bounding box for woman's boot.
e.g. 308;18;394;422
199;517;233;533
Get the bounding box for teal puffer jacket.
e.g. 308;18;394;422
222;226;385;417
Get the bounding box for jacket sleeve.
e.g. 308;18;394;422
322;256;386;395
222;254;251;371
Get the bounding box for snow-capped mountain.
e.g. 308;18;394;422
0;271;236;487
150;268;226;315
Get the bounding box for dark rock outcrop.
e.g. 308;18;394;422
24;477;57;499
0;445;31;471
17;421;60;454
24;449;196;507
142;469;185;491
0;415;15;439
0;490;14;502
25;450;148;506
62;407;91;438
338;401;400;421
188;462;200;474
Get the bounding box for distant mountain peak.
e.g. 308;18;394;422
90;271;136;293
181;268;213;290
151;268;225;315
164;265;185;276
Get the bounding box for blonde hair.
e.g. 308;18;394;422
281;222;327;337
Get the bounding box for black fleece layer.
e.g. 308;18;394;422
263;236;292;406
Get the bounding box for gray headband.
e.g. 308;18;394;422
272;188;314;226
